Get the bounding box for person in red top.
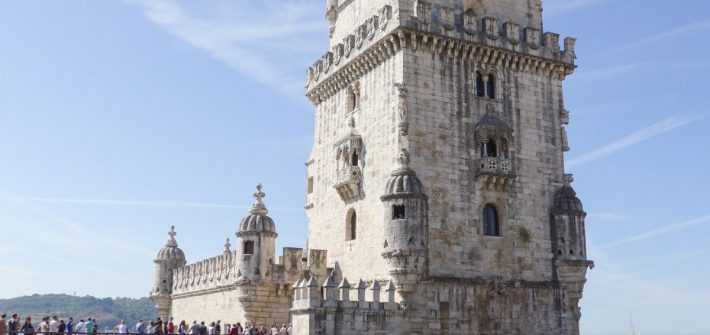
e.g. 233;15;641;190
167;322;174;334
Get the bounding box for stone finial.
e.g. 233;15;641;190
166;226;178;247
338;278;351;301
249;183;268;215
355;279;366;301
223;238;231;254
564;174;574;185
385;280;397;303
369;280;381;302
306;276;320;300
396;148;410;168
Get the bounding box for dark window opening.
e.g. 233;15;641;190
243;240;254;255
475;72;485;97
393;205;406;219
486;75;496;98
307;177;314;194
347;210;357;241
482;204;500;236
351;152;359;166
481;140;497;158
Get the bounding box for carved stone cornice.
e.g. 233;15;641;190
306;27;576;104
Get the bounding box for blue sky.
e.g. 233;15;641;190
0;1;708;334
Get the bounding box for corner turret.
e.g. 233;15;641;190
236;183;278;281
380;148;428;294
150;226;186;320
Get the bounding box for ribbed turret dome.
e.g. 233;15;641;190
381;149;427;201
553;183;585;214
237;183;278;236
155;226;186;262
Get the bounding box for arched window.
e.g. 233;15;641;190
475;72;485;97
486;75;496;99
480;139;497;158
482;204;500;236
351;151;359;166
243;240;255;255
346;209;357;241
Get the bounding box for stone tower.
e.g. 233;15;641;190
150;226;186;320
236;183;277;281
302;0;593;333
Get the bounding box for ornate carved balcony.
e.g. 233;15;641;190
334;166;362;201
476;157;514;189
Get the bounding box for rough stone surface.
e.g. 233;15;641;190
151;1;593;334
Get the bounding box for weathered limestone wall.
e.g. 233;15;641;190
305;53;404;283
171;283;293;327
402;43;565;281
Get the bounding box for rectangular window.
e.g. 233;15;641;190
307;177;314;194
393;205;406;219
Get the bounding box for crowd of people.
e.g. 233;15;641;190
0;314;293;335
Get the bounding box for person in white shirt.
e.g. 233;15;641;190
269;325;277;335
286;324;292;335
278;324;286;335
75;320;86;335
114;320;128;334
49;316;59;334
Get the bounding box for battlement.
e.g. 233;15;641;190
290;275;404;335
306;2;576;102
171;247;304;296
171;251;235;295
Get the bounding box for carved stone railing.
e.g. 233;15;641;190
334;166;362;201
172;251;235;295
476;157;514;190
477;157;513;175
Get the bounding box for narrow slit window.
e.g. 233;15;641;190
476;72;485;97
347;210;357;241
482;204;500;236
487;75;496;99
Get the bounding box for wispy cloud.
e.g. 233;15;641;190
599;20;710;56
0;195;304;213
566;117;696;168
126;0;325;98
544;0;611;18
590;212;634;222
597;214;710;249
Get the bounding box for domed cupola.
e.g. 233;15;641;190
382;149;427;201
380;148;428;294
237;184;277;237
155;226;187;263
553;183;585;215
236;183;278;281
551;175;588;262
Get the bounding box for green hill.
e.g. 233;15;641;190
0;294;158;331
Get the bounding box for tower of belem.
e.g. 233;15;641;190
150;1;593;334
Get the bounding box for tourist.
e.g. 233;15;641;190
74;320;85;335
166;321;174;334
84;318;94;335
0;314;7;335
136;320;145;335
58;320;66;334
229;323;241;335
198;322;206;335
277;324;286;335
154;319;163;335
186;322;197;335
8;314;20;335
66;318;73;334
286;324;292;335
213;321;220;335
114;320;128;335
207;323;215;335
49;316;59;335
37;317;49;335
177;321;186;335
20;317;34;335
269;324;277;335
92;321;98;335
